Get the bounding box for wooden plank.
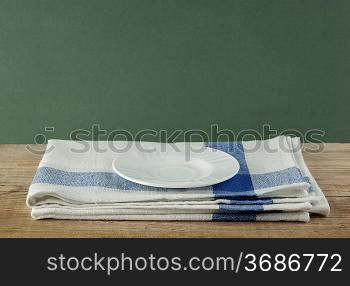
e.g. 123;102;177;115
0;143;349;238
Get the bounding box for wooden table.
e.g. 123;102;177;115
0;144;349;238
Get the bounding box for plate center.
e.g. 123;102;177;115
154;166;197;182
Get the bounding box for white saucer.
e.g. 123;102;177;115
112;143;239;188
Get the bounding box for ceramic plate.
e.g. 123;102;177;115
112;143;239;188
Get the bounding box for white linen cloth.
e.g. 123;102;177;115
27;136;329;222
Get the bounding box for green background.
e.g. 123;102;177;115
0;0;349;143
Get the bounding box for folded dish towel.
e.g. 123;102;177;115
26;136;329;222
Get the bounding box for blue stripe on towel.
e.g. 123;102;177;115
228;198;273;205
208;142;255;198
212;213;257;221
217;204;264;213
32;166;306;196
251;167;306;189
32;167;182;192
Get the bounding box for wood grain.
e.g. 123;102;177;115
0;143;349;238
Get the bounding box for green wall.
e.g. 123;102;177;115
0;0;349;143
